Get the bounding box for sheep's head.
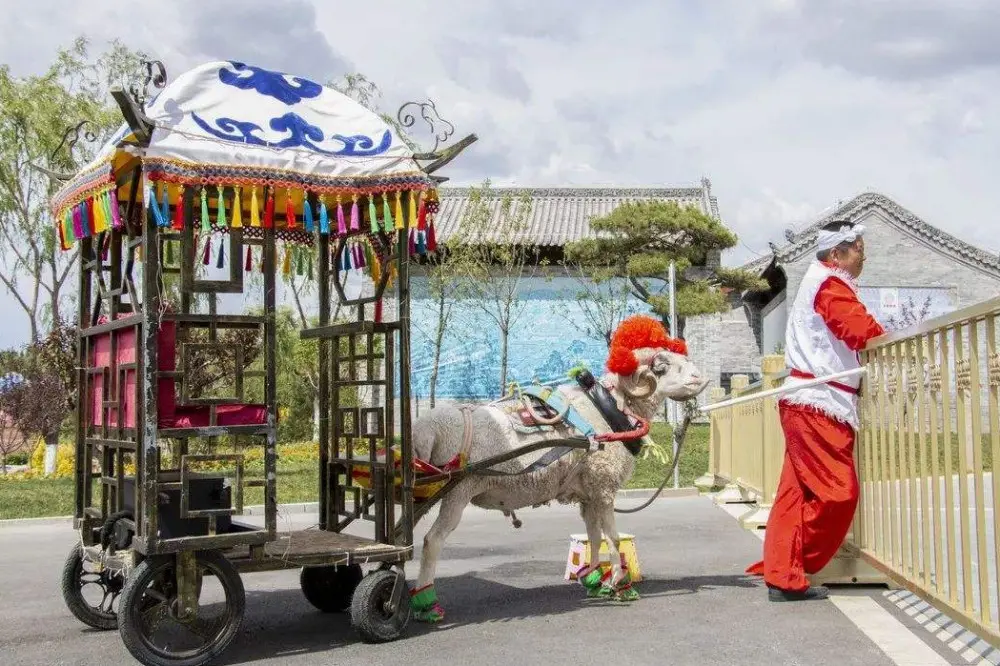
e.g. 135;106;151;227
604;315;709;416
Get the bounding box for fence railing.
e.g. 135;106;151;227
700;295;1000;646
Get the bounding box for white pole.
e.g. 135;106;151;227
697;367;868;414
668;261;679;488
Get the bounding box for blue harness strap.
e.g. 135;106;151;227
520;385;596;438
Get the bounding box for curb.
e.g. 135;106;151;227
0;486;701;528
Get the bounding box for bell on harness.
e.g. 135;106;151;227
574;368;645;456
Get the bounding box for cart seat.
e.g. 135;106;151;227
88;316;266;430
350;449;465;501
160;404;269;429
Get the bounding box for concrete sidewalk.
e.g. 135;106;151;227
0;495;960;665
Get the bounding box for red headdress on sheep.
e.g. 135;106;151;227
605;314;688;376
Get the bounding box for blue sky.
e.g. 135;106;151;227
2;0;999;347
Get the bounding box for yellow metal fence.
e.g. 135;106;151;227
700;295;1000;646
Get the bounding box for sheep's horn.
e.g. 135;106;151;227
521;395;569;425
621;370;658;399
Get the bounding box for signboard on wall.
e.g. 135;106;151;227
858;286;956;333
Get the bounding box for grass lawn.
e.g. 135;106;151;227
0;423;711;521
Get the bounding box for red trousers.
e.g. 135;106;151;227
746;401;859;591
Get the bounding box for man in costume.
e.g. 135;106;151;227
746;219;885;602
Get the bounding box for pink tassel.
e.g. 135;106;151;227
110;188;123;229
350;198;360;231
337;200;347;235
72;205;84;239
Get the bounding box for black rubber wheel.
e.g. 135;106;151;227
299;563;363;613
350;569;411;644
60;542;123;630
117;550;245;666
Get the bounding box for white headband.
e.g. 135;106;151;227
816;223;864;253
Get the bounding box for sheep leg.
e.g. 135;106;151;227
576;502;606;597
412;483;477;623
599;504;639;601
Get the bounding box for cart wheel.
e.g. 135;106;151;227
60;542;123;630
118;550;245;666
300;563;363;613
350;569;412;644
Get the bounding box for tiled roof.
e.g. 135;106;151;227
742;192;1000;277
433;181;720;246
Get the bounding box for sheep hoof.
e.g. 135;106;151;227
614;585;640;602
410;585;445;623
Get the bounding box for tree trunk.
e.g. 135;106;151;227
429;292;447;409
43;430;59;476
313;395;320;443
498;326;509;396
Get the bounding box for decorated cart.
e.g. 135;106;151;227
49;59;489;666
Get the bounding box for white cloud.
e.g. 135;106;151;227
1;0;999;347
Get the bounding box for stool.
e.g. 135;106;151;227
564;533;641;582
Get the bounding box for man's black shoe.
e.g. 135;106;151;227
767;585;830;602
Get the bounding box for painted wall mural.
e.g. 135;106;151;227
408;276;652;400
857;286;957;332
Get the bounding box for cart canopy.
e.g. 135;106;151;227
50;60;437;249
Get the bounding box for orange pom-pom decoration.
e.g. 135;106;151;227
605;314;688;376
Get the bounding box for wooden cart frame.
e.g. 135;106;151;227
53;60;493;666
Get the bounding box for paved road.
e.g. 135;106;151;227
0;496;940;666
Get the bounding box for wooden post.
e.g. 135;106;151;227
714;375;754;505
740;355;785;529
694;387;727;492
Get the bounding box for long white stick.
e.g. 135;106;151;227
697;367;868;414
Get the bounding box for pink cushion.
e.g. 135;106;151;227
161;404;268;429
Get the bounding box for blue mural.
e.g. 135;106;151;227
858;286;957;333
408;277;652;400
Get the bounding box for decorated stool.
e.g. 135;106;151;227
564;533;642;583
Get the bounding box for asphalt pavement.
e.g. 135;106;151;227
0;495;948;666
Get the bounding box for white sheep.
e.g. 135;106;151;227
408;315;709;623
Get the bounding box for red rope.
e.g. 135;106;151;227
594;412;650;442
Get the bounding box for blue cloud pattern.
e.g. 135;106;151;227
218;61;322;106
188;62;393;157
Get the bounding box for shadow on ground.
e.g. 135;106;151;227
218;566;761;665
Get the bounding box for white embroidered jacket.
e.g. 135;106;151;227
782;261;867;429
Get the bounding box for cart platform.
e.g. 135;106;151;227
225;525;411;573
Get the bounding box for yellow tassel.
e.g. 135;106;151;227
93;194;107;233
231;188;243;228
371;254;381;284
394;191;404;230
408;190;418;228
250;187;261;227
282;245;291;275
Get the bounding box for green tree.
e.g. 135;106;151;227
448;180;542;394
564;200;766;337
554;265;647;348
412;252;469;409
0;37;147;341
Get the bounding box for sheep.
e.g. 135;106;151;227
407;315;710;623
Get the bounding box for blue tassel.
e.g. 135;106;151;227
303;197;314;232
319;198;330;234
159;185;170;227
216;238;225;269
416;230;426;255
80;202;91;238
